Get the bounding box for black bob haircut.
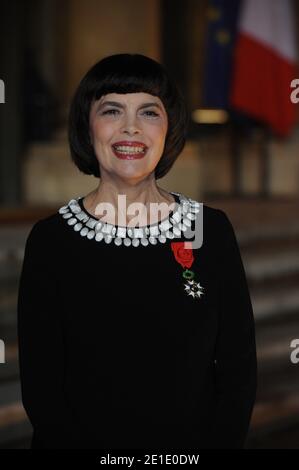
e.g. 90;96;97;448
68;53;190;179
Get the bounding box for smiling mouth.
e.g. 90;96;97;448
112;145;147;160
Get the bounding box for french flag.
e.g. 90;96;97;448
230;0;298;137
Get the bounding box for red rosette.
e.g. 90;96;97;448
170;241;194;269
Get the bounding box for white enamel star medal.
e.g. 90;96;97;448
171;242;204;300
183;270;205;299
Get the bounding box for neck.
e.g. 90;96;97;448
83;175;176;226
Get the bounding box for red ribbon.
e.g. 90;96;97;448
170;241;194;269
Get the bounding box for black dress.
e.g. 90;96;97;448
17;191;257;449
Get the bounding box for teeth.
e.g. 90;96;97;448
113;145;146;153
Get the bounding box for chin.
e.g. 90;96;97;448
114;166;155;181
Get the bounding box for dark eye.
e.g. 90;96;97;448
143;110;159;117
102;109;119;115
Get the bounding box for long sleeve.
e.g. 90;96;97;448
17;221;86;449
209;210;257;448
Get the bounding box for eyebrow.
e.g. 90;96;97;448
97;101;163;111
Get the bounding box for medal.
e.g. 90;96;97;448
171;241;204;300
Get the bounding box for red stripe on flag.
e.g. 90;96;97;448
230;33;297;137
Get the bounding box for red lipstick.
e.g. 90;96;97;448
112;141;148;160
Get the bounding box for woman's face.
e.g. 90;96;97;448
89;92;168;181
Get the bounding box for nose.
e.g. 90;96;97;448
121;114;141;135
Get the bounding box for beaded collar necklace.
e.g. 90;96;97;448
58;191;200;247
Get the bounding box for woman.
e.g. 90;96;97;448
17;53;257;449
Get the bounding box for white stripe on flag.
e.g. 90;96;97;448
239;0;297;62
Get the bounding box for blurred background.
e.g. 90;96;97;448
0;0;299;449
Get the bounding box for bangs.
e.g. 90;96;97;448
90;54;169;104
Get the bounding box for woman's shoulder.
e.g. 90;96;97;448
25;201;73;247
177;192;236;246
178;191;230;223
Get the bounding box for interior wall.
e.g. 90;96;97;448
62;0;161;116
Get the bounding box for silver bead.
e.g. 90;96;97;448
95;232;104;242
114;237;123;246
158;234;167;243
191;200;200;207
141;238;149;246
104;235;113;244
170;211;181;224
74;223;83;231
68;199;78;206
87;230;95;239
63;212;73;219
86;218;97;229
149;225;159;237
165;230;174;239
95;222;103;232
71;205;81;214
190;200;200;209
179;223;188;232
159;220;172;232
116;226;127;238
124;238;131;246
59;206;69;214
102;223;114;235
149;236;157;245
182;203;190;214
80;227;89;237
67;218;77;226
76;211;87;221
173;226;182;237
132;238;140;247
133;228;144;238
183;217;192;227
